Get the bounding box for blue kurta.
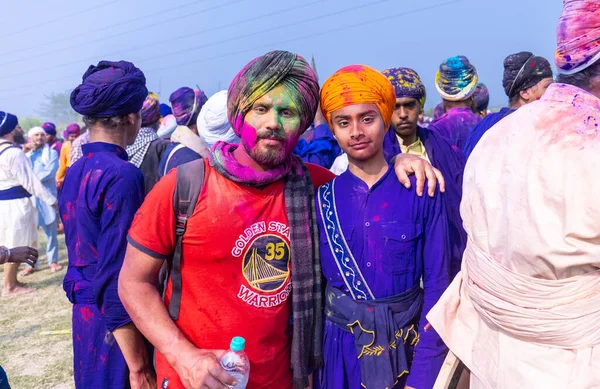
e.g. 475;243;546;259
383;127;466;277
462;107;516;159
60;142;144;389
317;167;451;389
294;124;341;169
29;145;59;226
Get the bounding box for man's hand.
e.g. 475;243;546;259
129;367;156;389
393;154;445;197
175;348;236;389
22;144;33;153
9;246;38;267
52;202;59;213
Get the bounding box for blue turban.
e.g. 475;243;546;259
42;122;57;136
159;103;172;117
0;112;18;136
170;87;208;126
70;60;148;117
435;55;478;101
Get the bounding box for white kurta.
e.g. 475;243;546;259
427;83;600;389
0;142;56;248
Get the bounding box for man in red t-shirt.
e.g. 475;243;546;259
119;51;444;389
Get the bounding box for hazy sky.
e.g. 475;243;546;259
1;0;563;119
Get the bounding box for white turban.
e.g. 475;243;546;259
157;114;178;138
197;90;239;148
28;126;46;137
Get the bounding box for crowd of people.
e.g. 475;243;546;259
1;0;599;388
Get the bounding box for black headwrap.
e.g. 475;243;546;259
503;52;553;98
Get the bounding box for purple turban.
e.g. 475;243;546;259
70;60;148;117
473;83;489;112
141;92;161;127
65;123;81;137
503;52;553;98
435;56;478;101
42;122;57;136
382;67;427;109
0;112;18;137
227;50;319;136
556;0;600;74
169;87;208;126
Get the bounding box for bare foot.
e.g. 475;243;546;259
2;285;35;297
49;263;63;272
19;268;35;277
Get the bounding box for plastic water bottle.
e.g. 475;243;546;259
219;336;250;389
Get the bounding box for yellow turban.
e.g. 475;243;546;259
320;64;396;130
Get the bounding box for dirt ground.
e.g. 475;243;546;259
0;232;74;389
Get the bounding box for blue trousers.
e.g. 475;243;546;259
39;219;58;267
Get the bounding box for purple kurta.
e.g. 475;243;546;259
383;127;467;277
60;142;144;389
317;166;451;389
428;107;481;150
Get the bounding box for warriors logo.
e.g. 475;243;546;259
242;234;290;292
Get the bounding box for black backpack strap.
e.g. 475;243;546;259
168;158;205;320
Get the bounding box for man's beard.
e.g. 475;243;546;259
244;131;289;168
13;134;26;145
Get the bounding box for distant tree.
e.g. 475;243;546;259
37;90;81;126
19;117;42;131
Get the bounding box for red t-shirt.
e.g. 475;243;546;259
128;159;334;389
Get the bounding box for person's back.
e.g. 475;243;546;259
61;142;144;388
428;107;480;150
428;85;600;388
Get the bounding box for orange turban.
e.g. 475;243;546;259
320;64;396;130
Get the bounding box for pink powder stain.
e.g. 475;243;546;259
99;354;107;364
87;153;92;159
106;203;113;210
239;121;258;150
80;307;93;322
76;334;81;341
381;202;389;209
373;215;380;222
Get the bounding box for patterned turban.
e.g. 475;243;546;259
503;52;553;98
473;83;490;112
42;122;57;136
141;92;161;127
65;123;81;137
320;64;396;129
70;60;148;117
382;67;426;109
0;112;18;136
556;0;600;74
435;55;478;101
169;87;208;126
227;50;319;136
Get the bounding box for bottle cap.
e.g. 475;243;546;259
230;336;246;351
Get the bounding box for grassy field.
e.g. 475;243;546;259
0;232;74;389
